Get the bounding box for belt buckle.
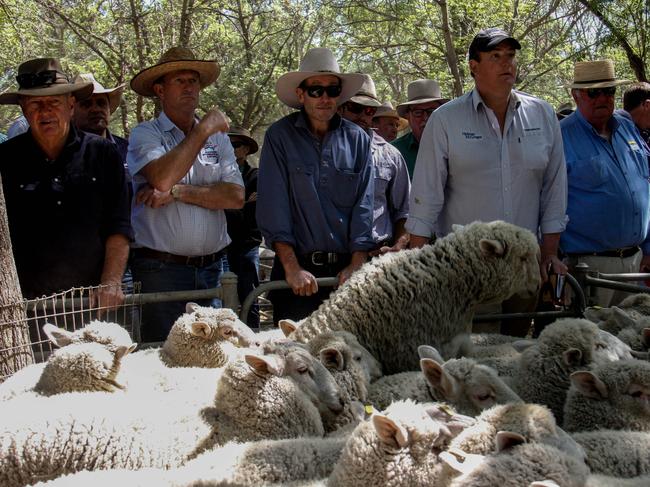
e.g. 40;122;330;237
311;251;325;266
618;248;624;258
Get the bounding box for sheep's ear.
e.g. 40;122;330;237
562;347;583;367
611;306;637;329
583;306;610;323
126;343;138;355
426;406;476;436
114;345;130;361
418;345;444;363
320;347;345;371
372;414;408;448
349;400;367;422
479;238;506;257
279;319;298;337
421;358;457;398
185;302;200;314
42;323;74;347
245;354;284;376
530;481;561;487
439;447;485;475
190;322;212;340
570;371;608;399
512;339;536;352
495;431;526;452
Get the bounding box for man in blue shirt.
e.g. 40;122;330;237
561;60;650;306
257;48;374;323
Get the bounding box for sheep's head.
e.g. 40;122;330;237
42;321;137;353
309;330;381;383
184;302;259;347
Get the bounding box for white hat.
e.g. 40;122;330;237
568;60;631;89
396;79;449;117
275;48;365;109
348;74;382;107
373;101;409;131
73;73;125;114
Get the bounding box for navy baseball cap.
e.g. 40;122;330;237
468;28;521;61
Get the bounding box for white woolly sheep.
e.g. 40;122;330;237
449;403;585;461
327;399;475;487
564;359;650;432
287;221;542;374
442;431;589;487
511;317;624;424
195;345;344;452
586;474;650;487
573;429;650;478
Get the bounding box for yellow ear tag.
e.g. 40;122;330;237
364;404;375;416
438;404;455;416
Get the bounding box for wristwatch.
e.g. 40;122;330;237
171;184;180;200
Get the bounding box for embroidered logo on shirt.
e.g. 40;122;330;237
462;132;482;140
628;139;640;151
200;143;220;164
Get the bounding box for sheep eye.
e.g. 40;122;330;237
297;366;308;374
354;355;362;362
630;390;643;398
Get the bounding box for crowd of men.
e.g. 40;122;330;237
2;27;650;341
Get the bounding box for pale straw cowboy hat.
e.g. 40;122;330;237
130;47;220;97
569;60;631;89
0;58;93;105
348;74;382;107
228;126;259;155
373;101;410;131
275;47;365;109
73;73;125;114
396;79;449;117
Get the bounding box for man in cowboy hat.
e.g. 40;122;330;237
372;101;408;142
0;58;132;305
406;28;568;336
257;47;374;323
224;127;262;328
128;47;244;341
561;60;650;307
73;73;127;160
392;79;448;178
339;74;411;256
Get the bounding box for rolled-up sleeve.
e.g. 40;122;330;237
256;127;295;248
214;132;243;186
349;143;375;252
126;122;167;183
405;113;448;238
539;106;569;235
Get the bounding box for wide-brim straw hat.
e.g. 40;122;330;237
568;60;631;89
348;74;382;107
396;79;449;117
73;73;124;114
373;101;409;131
130;47;220;97
275;48;365;109
0;58;93;105
228;127;258;154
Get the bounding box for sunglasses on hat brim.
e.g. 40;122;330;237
17;70;68;89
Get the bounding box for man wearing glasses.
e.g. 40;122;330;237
406;28;568;336
392;79;448;178
257;48;374;323
339;74;411;256
561;60;650;306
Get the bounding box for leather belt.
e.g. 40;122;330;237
301;251;347;266
133;247;224;267
568;246;640;259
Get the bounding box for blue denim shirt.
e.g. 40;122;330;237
560;109;650;254
257;110;374;254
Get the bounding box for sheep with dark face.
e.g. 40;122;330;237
288;221;541;374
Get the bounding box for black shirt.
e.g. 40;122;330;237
0;126;132;298
225;160;262;251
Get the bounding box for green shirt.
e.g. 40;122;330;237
391;131;419;179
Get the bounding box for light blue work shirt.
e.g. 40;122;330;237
406;89;567;238
127;111;243;256
560;109;650;254
256;110;374;255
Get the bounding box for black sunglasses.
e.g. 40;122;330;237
410;107;436;118
16;70;67;89
231;141;247;149
346;102;377;116
586;87;616;99
302;84;343;99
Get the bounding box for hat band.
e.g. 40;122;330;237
573;77;618;85
409;94;442;101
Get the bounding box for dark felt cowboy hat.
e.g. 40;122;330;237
228;127;259;155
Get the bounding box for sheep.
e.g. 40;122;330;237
368;350;521;416
585;304;650;335
194;345;344;452
573;430;650;478
511;317;623;424
586;474;650;487
563;359;650;432
327;399;475;487
442;431;589;487
618;327;650;354
33;342;130;395
287;221;542;374
449;403;585;461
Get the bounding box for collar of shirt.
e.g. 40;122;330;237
572;106;621;137
26;124;82;163
471;88;521;113
294;108;343;134
157;111;201;136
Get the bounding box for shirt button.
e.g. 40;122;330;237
57;201;62;205
19;184;24;188
92;177;96;182
54;177;59;182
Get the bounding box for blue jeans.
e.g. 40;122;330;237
131;257;223;342
227;246;260;328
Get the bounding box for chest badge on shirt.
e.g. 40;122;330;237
462;131;483;140
200;143;220;165
628;139;640;151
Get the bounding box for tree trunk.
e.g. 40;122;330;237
436;0;463;97
0;174;33;382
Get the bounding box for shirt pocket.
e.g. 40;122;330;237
373;165;391;206
569;156;608;188
329;168;362;208
289;165;318;203
519;130;549;171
